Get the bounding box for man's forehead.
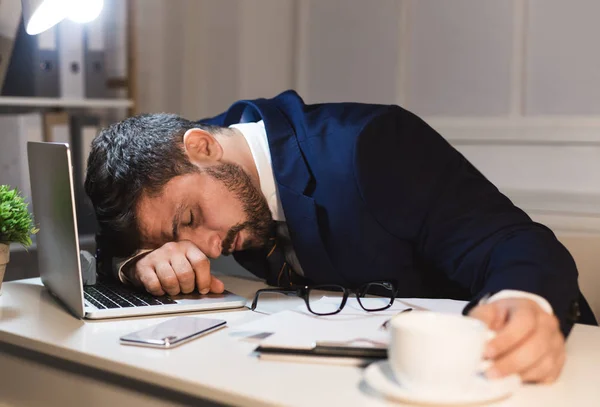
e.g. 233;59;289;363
134;173;205;246
136;191;174;247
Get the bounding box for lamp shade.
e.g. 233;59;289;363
21;0;104;35
21;0;67;35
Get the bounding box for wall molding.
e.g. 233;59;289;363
506;189;600;217
526;212;600;236
503;189;600;235
421;117;600;233
426;116;600;145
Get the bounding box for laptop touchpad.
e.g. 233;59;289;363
170;290;232;304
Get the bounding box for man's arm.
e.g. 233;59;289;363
355;106;578;383
114;250;153;283
95;236;151;284
100;240;224;296
355;105;579;334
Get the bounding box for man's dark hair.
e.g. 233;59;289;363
84;113;221;257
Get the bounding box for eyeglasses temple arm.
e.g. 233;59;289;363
250;288;299;310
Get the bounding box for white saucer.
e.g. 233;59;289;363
363;361;521;406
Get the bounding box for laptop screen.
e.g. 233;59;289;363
28;142;85;318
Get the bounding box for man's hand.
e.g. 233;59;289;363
469;298;565;384
125;241;225;296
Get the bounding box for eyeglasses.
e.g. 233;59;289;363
251;281;398;316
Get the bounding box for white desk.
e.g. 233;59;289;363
1;274;599;407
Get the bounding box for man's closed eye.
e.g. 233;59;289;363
186;210;194;227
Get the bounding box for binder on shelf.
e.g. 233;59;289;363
1;18;60;97
0;0;21;90
0;112;44;206
58;20;85;99
84;9;108;99
70;114;100;235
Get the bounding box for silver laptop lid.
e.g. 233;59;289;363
28;142;85;318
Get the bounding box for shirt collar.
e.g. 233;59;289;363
229;121;285;221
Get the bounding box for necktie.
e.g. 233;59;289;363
232;223;312;287
264;222;311;288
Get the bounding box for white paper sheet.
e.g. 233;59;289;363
233;297;468;349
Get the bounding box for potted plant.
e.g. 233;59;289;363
0;185;38;295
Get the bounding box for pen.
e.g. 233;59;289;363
380;307;413;330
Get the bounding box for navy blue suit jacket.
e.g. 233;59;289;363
201;90;594;336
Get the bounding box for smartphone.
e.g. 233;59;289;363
119;316;226;349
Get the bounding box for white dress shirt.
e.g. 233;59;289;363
229;121;285;222
230;121;304;276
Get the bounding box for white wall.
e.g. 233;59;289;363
405;0;514;116
295;0;401;104
133;0;297;118
526;0;600;115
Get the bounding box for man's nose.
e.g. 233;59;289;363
179;228;222;259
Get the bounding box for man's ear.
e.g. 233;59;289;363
183;128;223;164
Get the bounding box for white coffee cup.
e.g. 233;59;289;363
388;311;495;393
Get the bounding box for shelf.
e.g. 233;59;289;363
0;97;133;109
10;233;96;254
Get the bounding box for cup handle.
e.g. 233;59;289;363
479;329;497;373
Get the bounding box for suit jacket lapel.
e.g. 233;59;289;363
220;98;341;285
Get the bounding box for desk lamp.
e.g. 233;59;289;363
21;0;103;35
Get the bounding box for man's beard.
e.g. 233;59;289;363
204;163;274;255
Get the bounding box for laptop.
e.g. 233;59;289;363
27;142;247;319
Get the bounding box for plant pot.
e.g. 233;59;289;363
0;243;9;295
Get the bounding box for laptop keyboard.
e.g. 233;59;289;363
83;281;177;309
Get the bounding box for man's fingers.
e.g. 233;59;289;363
490;305;509;331
136;266;165;296
472;299;566;383
520;352;559;383
488;321;549;378
469;302;509;332
170;254;195;294
186;244;211;294
487;306;537;359
133;241;215;296
210;275;225;294
154;261;181;296
469;303;498;328
543;349;566;384
520;333;565;383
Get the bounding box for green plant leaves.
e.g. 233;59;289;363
0;185;39;247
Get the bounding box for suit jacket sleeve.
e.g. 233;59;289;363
354;106;580;336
